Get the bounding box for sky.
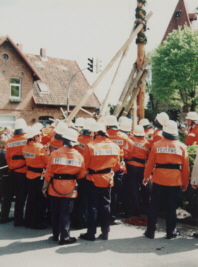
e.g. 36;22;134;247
0;0;197;104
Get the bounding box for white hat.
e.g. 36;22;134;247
32;122;44;131
133;125;145;136
156;112;169;126
119;118;132;132
75;117;85;128
139;118;150;127
54;121;68;135
163;120;178;135
62;128;78;142
118;116;129;125
185;112;198;121
27;127;41;139
83;118;96;130
15;118;27;130
91;122;107;133
104;115;119;128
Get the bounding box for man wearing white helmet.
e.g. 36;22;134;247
104;115;132;223
123;125;150;218
48;121;68;153
139;118;154;141
80;122;121;241
22;125;49;229
185;111;198;145
43;128;86;245
143;120;189;239
5;118;28;226
151;112;169;146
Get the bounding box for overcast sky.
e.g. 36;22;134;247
0;0;197;104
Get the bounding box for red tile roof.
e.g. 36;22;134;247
26;54;100;107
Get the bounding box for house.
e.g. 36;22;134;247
0;35;100;128
162;0;197;42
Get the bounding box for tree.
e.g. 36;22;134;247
150;25;198;111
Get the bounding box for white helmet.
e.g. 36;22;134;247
83;118;96;130
91;122;106;133
27;127;41;139
185;112;198;121
32;122;44;131
54;121;68;135
104;115;119;128
15;118;27;130
118;116;128;126
156;112;169;126
163;120;178;135
119;118;132;132
133;125;145;137
75;117;85;128
62;128;78;142
139;118;150;127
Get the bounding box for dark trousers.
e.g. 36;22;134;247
147;182;181;235
110;170;124;219
0;173;15;220
86;180;111;236
14;172;27;224
123;164;149;217
51;196;74;241
25;176;47;227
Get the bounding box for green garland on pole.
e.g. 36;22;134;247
135;0;147;45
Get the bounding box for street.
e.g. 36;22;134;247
0;210;198;267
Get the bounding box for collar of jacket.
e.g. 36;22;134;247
162;132;178;140
153;119;163;130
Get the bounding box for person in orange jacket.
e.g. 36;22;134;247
22;125;49;229
43;128;86;245
80;122;121;241
124;125;151;217
150;112;169;146
104;115;132;223
185;111;198;145
143;120;190;239
6;118;28;226
48;121;68;153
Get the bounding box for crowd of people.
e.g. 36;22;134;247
0;110;198;245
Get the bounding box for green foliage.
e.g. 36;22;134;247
151;25;198;110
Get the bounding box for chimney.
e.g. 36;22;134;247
40;48;47;61
17;43;23;51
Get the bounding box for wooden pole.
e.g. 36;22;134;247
66;11;153;123
123;69;148;120
113;63;136;117
137;77;146;119
116;58;149;117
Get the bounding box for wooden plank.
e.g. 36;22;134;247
66;11;153;123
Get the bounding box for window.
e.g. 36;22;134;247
10;78;21;99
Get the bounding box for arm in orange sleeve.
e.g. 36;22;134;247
77;160;87;179
40;147;50;166
181;146;190;185
44;156;54;183
144;146;156;178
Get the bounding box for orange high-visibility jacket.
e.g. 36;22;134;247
144;138;189;186
6;134;28;173
107;129;132;159
127;136;150;167
149;128;163;147
22;141;49;179
49;136;63;153
75;135;93;155
44;146;86;198
83;136;121;187
41;126;55;145
185;124;198;145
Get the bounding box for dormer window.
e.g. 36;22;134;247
10;78;21;99
175;11;182;18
